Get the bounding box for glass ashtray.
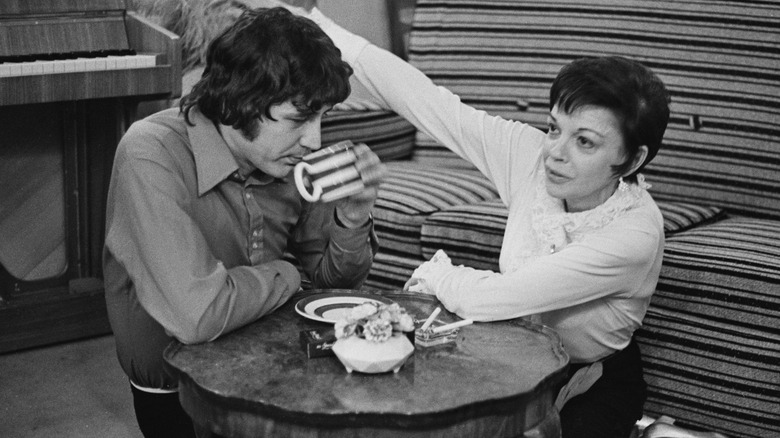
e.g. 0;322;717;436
414;320;460;348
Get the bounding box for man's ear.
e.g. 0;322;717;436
625;145;649;177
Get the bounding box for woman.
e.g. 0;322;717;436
284;4;670;437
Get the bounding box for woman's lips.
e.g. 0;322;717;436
545;165;569;183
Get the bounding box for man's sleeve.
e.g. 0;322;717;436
287;203;378;290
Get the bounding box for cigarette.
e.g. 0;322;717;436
432;319;473;334
420;307;441;332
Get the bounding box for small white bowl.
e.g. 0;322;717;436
332;334;414;373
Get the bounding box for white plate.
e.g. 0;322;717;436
295;292;394;324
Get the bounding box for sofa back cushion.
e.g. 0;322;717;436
407;0;780;219
321;110;416;161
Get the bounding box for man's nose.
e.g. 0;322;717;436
299;117;322;151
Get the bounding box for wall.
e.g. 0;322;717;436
319;0;392;51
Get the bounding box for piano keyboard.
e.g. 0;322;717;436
0;50;158;78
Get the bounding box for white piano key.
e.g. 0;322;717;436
31;61;45;75
137;54;157;68
0;64;11;77
9;63;23;76
52;60;66;74
72;58;87;72
113;56;129;70
92;57;107;71
21;62;36;75
83;58;99;71
61;59;75;73
39;61;54;74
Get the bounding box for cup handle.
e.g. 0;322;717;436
294;162;322;202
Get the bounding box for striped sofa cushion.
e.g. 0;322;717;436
365;250;424;291
407;0;780;219
655;201;725;235
372;161;499;260
420;200;507;271
321;110;416;162
417;199;727;272
635;217;780;438
410;131;478;170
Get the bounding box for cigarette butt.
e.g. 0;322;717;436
420;307;441;332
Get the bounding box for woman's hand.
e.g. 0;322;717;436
403;250;455;294
404;278;435;294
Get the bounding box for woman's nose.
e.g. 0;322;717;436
545;136;567;160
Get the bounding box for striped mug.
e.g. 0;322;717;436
294;141;365;202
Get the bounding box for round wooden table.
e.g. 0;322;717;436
164;290;569;437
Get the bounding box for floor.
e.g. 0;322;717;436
0;335;142;438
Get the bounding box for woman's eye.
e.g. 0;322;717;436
577;136;594;148
546;123;559;135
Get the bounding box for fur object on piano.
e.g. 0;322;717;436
129;0;248;72
128;0;316;73
127;0;375;109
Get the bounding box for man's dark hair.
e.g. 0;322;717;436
180;7;353;139
550;56;671;181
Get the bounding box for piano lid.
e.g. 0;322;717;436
0;0;132;58
0;0;127;17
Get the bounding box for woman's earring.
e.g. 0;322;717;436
618;177;629;192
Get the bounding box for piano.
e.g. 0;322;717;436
0;0;181;353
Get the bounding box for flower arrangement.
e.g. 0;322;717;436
334;302;415;342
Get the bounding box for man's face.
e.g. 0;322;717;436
223;100;329;178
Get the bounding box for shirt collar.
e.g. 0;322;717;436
187;108;241;196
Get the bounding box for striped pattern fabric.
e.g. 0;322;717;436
407;0;780;219
321;110;416;162
365;250;424;291
420;200;507;271
372;161;498;258
417;199;726;271
655;201;725;235
635;217;780;438
364;161;498;290
410;131;478;170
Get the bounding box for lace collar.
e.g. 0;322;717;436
506;169;650;272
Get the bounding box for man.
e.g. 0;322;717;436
103;7;383;437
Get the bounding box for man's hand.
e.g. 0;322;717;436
334;143;386;228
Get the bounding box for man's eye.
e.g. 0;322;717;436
546;123;559;135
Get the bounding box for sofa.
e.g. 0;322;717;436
319;1;779;437
131;0;778;436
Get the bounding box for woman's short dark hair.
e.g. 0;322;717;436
549;56;670;182
180;7;353;139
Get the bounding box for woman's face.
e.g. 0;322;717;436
543;104;627;212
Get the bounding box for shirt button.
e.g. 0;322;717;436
245;193;252;199
252;230;259;237
252;242;258;249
